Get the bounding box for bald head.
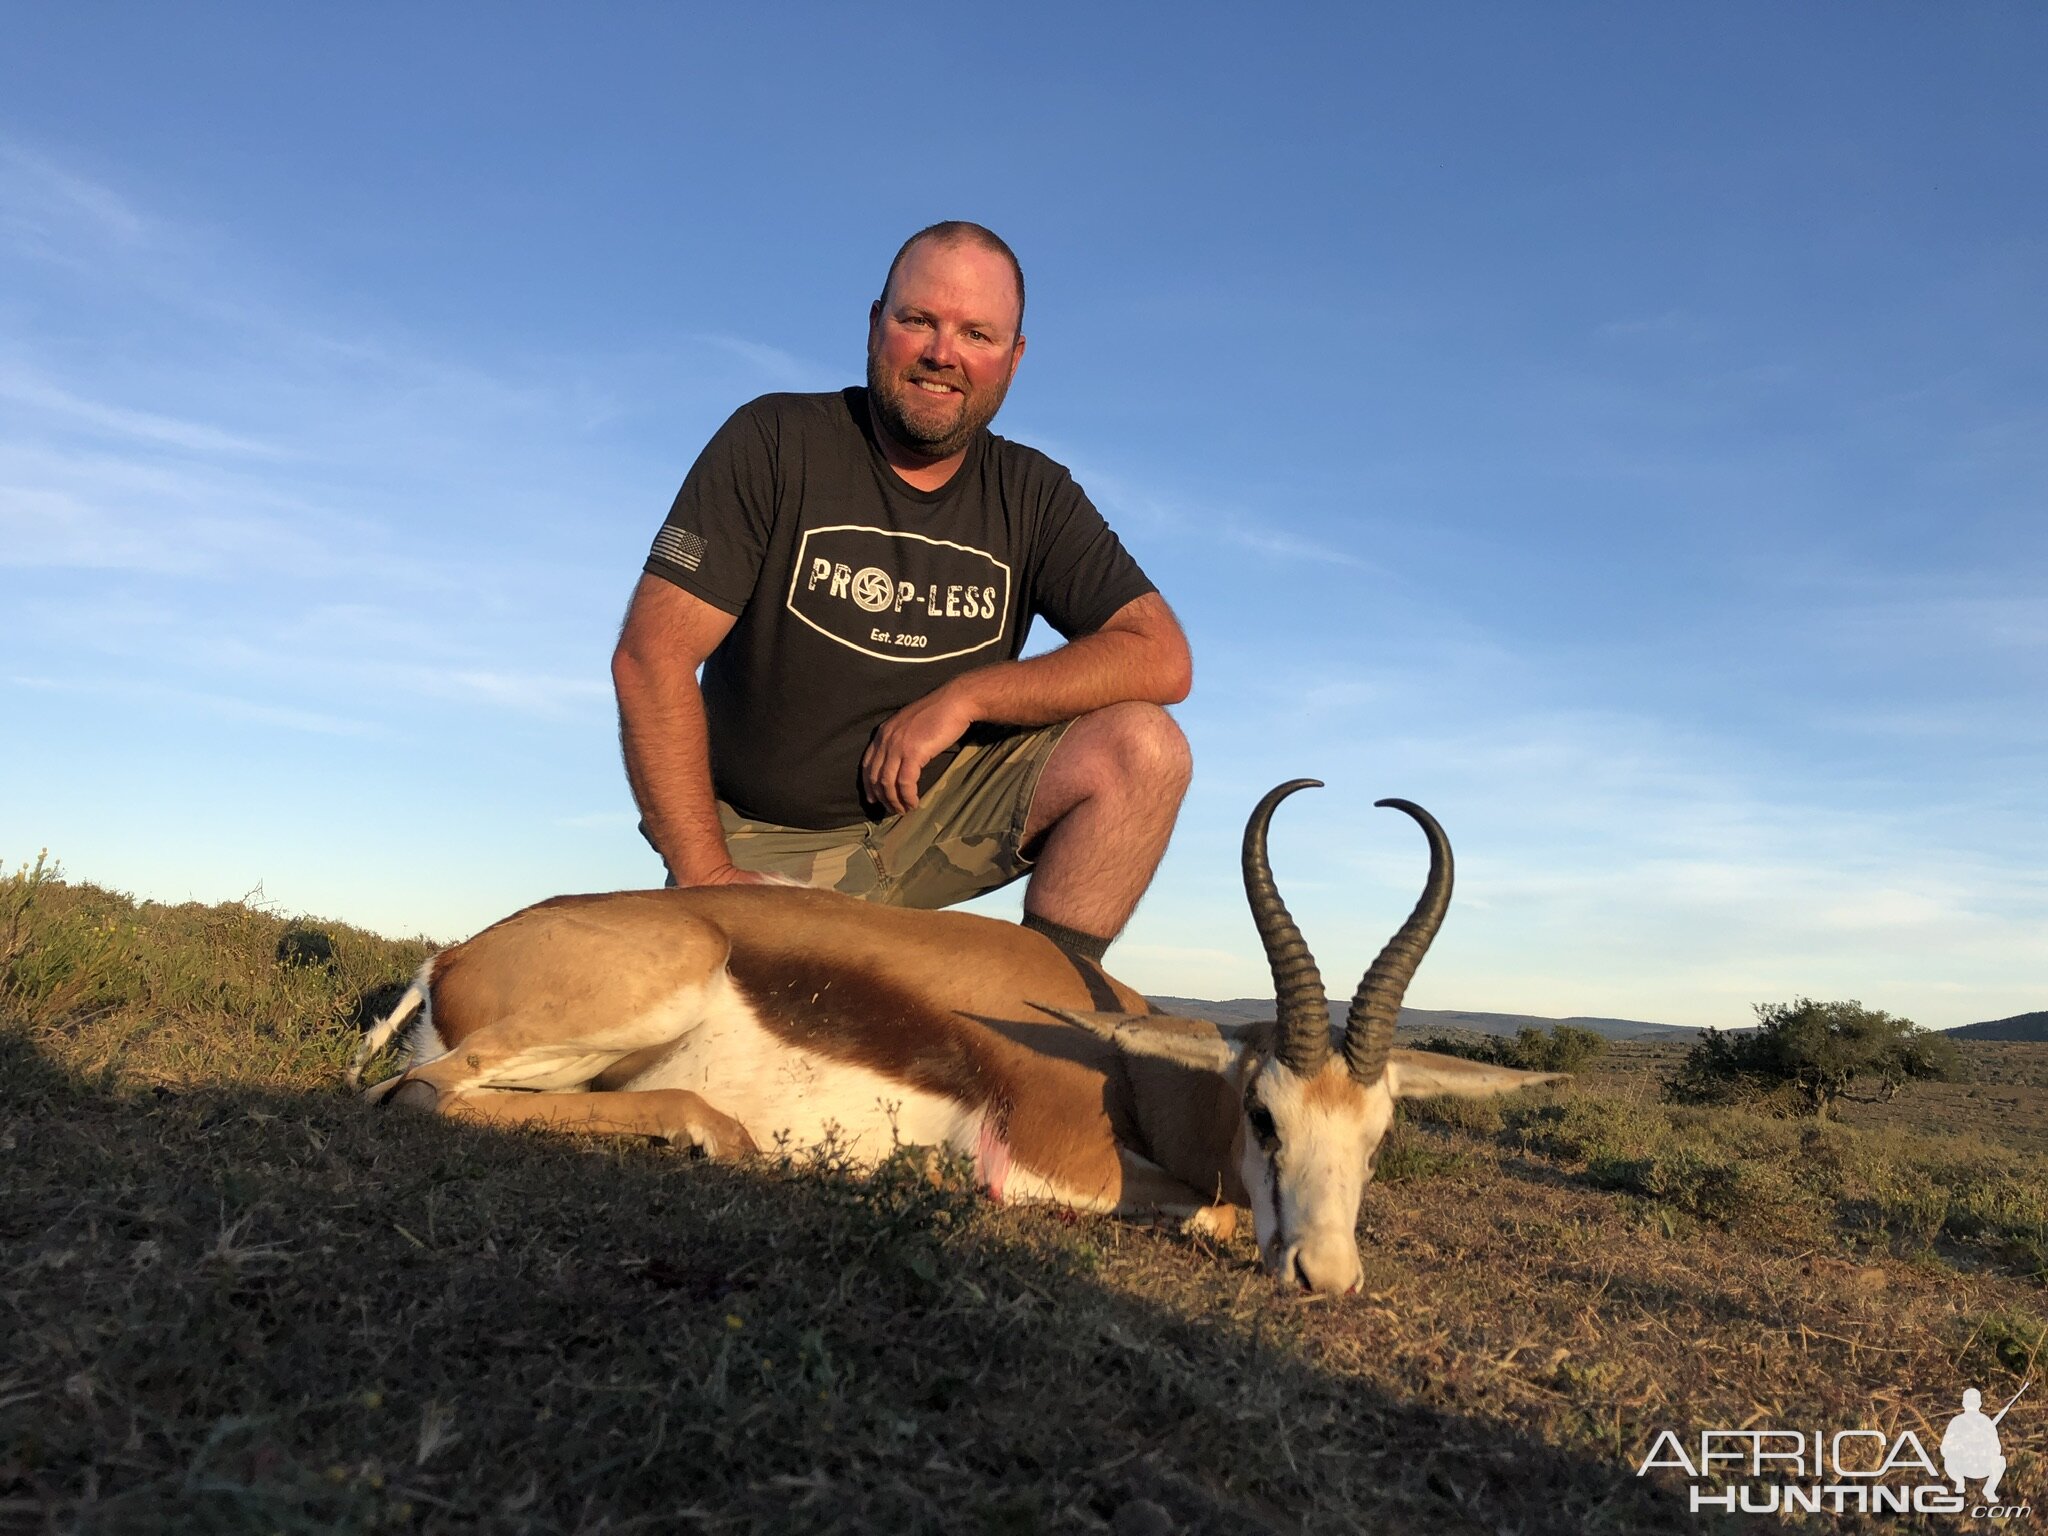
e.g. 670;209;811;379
881;221;1026;335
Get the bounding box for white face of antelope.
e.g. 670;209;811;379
1237;1054;1395;1296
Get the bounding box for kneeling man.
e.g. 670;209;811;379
613;221;1191;963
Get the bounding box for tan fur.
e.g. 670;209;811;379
426;887;1153;1055
359;884;1563;1294
1301;1067;1370;1111
366;885;1205;1216
394;1080;758;1157
723;941;1127;1203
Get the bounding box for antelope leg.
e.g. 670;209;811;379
388;1080;757;1158
1113;1148;1240;1239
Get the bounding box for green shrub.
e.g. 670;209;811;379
1416;1023;1607;1074
1664;998;1962;1117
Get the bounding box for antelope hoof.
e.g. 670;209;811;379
673;1116;758;1160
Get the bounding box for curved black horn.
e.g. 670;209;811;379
1243;779;1331;1076
1343;799;1453;1084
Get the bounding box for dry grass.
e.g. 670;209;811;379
3;868;2043;1533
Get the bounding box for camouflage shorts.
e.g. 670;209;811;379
717;721;1071;909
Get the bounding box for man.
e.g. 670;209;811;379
612;222;1191;963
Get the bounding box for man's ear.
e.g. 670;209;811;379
1007;331;1026;382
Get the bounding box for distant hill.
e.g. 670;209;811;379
1949;1011;2048;1041
1146;998;1697;1042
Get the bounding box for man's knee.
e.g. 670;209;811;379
1068;702;1192;798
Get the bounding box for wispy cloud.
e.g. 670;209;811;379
0;446;404;579
0;139;151;251
8;673;383;738
1809;703;2048;746
0;367;283;457
437;670;612;714
1218;520;1379;571
1038;454;1386;574
14;588;615;724
700;334;837;392
1;484;204;572
1829;588;2048;655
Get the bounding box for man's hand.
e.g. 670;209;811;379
861;685;975;815
855;594;1190;818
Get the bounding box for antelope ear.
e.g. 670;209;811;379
1386;1048;1569;1100
1029;1004;1245;1074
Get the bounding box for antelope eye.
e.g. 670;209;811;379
1246;1103;1279;1145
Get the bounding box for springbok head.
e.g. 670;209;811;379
1053;780;1562;1295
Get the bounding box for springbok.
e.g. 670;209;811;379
352;781;1561;1294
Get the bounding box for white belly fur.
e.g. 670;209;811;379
434;966;1115;1203
616;982;985;1166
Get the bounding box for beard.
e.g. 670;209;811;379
865;346;1012;462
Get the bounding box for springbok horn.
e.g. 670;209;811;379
1243;779;1331;1076
1343;798;1454;1084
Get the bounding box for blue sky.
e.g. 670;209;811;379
3;5;2041;1027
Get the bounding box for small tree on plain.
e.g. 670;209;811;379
1417;1024;1606;1074
1516;1023;1608;1073
1664;997;1962;1117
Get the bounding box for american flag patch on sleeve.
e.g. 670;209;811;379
650;524;707;573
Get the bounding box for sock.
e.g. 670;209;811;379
1022;911;1113;965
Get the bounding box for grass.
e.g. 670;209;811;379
1;855;430;1086
1395;1070;2048;1278
4;865;2045;1532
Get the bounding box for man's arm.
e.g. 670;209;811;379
861;591;1192;815
612;574;779;887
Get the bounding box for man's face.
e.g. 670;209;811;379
866;238;1025;462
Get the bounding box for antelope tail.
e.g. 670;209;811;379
346;977;428;1088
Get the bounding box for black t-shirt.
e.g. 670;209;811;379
643;388;1156;829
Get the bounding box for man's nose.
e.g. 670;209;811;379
920;327;960;369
